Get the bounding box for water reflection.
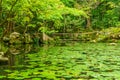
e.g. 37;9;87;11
0;43;40;67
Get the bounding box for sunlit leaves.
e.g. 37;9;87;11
1;0;87;33
23;17;30;22
63;7;88;17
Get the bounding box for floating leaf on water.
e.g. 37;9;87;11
0;76;6;79
32;78;41;80
14;77;24;80
4;70;12;73
63;75;73;79
33;71;41;75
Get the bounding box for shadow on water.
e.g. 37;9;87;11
0;43;41;68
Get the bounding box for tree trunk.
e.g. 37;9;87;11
0;0;2;22
42;33;53;42
86;17;91;29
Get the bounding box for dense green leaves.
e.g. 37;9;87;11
0;0;89;35
0;0;120;37
91;0;120;29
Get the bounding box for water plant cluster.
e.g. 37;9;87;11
0;43;120;80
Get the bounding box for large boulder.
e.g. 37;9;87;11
0;52;8;61
3;32;34;44
9;32;22;44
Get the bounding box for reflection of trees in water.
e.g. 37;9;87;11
0;43;9;66
0;43;40;67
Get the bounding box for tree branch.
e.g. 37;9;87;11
0;0;19;26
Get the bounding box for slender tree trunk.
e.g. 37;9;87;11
86;17;91;29
0;0;2;22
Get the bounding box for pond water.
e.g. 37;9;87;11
0;42;120;80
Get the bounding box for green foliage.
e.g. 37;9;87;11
95;27;120;42
91;0;120;29
0;0;87;35
60;0;75;7
1;0;120;41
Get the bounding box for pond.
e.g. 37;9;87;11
0;42;120;80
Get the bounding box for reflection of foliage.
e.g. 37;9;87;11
8;44;35;55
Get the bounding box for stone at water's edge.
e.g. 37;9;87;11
9;32;22;44
3;32;33;44
3;36;9;42
0;52;8;61
109;43;117;46
42;33;54;42
10;32;20;39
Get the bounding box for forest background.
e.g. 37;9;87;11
0;0;120;43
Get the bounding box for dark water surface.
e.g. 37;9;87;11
0;42;120;80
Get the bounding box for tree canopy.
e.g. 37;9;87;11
0;0;120;42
